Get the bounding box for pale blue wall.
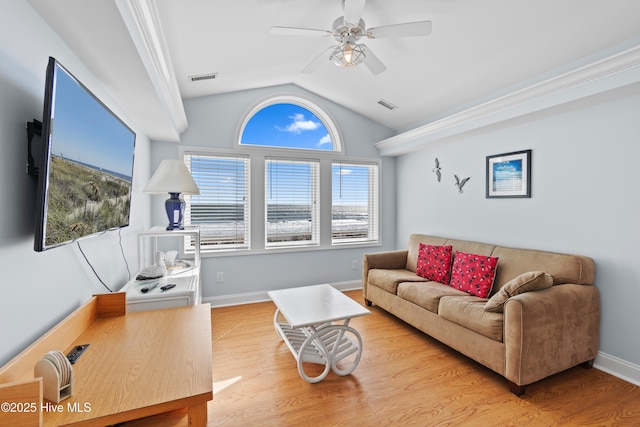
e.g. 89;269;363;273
394;85;640;368
150;85;397;298
4;0;638;387
0;1;151;365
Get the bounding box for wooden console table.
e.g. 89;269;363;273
0;293;213;426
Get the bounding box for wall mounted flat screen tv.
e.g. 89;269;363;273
32;57;136;252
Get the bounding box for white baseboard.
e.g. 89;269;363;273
203;285;640;388
202;280;361;308
595;351;640;387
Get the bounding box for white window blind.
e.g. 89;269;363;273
332;162;379;244
183;153;250;252
265;158;319;247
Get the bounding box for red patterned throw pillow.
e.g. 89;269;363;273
416;244;453;284
449;251;499;298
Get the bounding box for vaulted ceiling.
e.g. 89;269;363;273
25;0;640;143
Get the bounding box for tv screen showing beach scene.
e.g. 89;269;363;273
35;58;136;251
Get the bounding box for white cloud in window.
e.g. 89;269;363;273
336;168;352;176
317;133;332;147
278;113;321;133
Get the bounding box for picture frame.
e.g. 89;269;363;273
486;149;531;198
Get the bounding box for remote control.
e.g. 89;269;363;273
67;344;89;364
160;284;176;292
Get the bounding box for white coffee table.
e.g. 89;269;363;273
268;284;371;383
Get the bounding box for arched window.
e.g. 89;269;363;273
239;96;342;152
183;95;378;254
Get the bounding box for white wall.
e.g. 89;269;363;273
0;1;151;365
395;84;640;378
150;84;397;301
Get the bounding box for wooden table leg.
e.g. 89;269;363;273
188;402;208;426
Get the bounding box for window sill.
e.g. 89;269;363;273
198;241;382;258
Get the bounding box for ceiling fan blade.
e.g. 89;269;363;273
301;47;334;74
270;26;333;37
366;21;432;39
343;0;366;27
361;45;386;75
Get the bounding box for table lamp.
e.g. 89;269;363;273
144;159;200;230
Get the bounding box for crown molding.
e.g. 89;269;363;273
376;44;640;156
115;0;187;141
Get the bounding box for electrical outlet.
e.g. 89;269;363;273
216;272;224;283
352;260;358;270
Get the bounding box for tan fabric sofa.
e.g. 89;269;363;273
362;234;600;395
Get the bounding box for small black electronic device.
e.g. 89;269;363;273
160;284;176;292
67;344;89;364
140;281;160;293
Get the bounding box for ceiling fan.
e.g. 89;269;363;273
270;0;432;75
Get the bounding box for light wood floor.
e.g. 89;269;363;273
204;290;639;426
127;290;639;426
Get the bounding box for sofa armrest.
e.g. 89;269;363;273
363;250;408;270
503;284;600;387
362;250;408;299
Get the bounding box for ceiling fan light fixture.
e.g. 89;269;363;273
330;41;366;68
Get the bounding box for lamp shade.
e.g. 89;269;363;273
143;160;200;195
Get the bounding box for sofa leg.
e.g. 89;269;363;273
580;359;595;369
365;299;372;307
508;381;525;397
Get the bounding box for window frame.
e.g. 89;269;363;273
264;156;320;248
237;95;344;153
179;95;382;257
182;149;251;254
331;161;380;245
180;147;382;257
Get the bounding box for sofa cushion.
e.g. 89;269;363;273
368;269;428;294
491;246;595;288
416;244;453;284
484;271;554;313
449;251;499;298
439;296;504;342
443;238;496;258
397;281;468;313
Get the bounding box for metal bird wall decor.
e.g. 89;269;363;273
454;174;470;193
432;158;442;182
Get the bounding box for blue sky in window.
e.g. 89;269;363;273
266;160;316;207
241;103;333;150
235;102;372;207
51;64;135;178
333;165;370;206
189;157;247;205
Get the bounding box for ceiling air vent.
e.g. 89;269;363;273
377;99;398;110
188;73;218;82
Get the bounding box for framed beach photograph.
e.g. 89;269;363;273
486;149;531;198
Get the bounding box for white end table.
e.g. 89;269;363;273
120;226;201;312
268;284;370;383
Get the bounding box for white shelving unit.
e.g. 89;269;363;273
121;226;201;312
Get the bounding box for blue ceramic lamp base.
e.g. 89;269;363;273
165;192;185;230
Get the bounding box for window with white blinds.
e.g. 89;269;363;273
265;158;319;247
183;153;250;253
332;162;379;244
